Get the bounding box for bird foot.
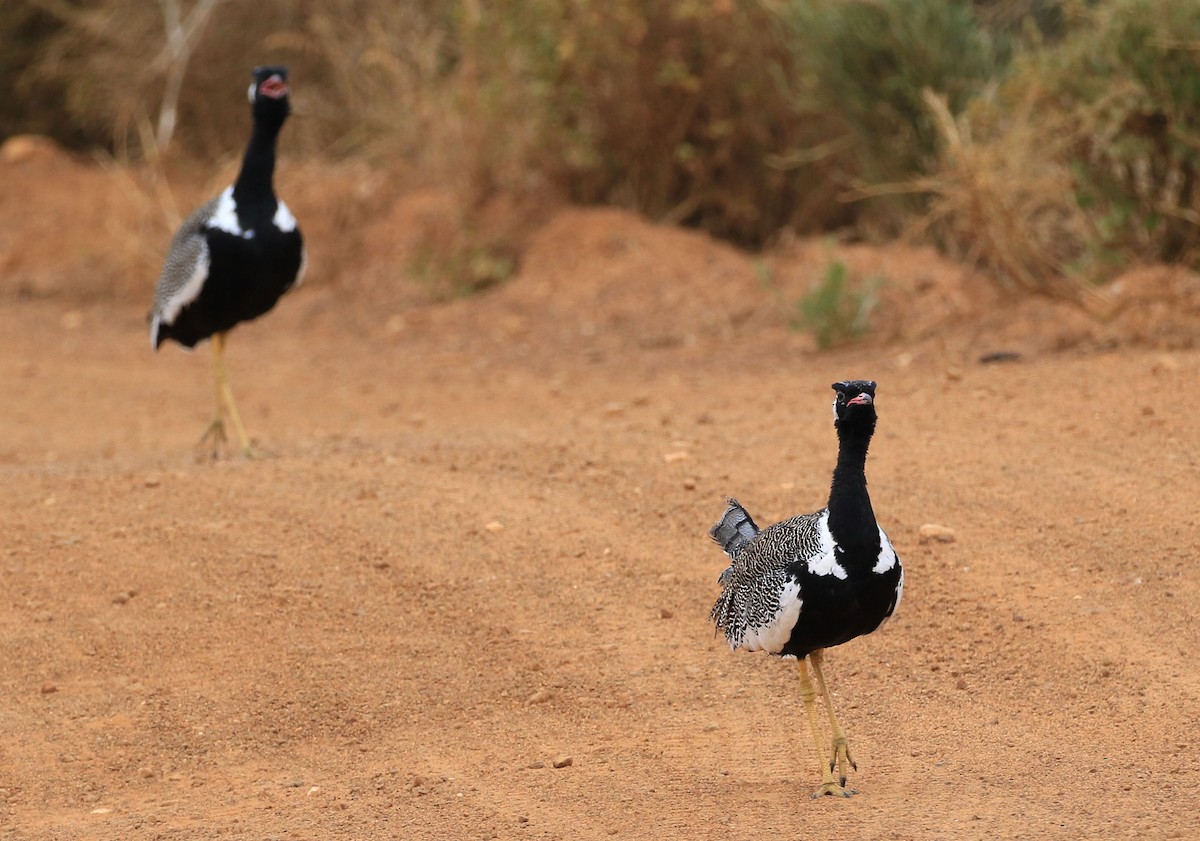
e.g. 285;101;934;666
197;419;266;460
811;781;857;799
197;417;228;460
829;737;857;786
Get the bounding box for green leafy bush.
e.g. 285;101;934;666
793;260;882;349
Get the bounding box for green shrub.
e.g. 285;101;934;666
782;0;1002;189
923;0;1200;290
793;260;882;349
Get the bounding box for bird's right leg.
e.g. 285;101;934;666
810;648;858;789
798;657;853;798
198;333;229;458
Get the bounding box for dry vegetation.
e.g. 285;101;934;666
3;0;1200;316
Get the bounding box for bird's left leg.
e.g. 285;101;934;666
198;333;230;457
810;648;857;789
798;657;853;798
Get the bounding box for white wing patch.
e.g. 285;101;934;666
207;188;253;238
155;241;211;342
273;199;297;232
738;579;802;654
806;510;848;579
873;528;898;573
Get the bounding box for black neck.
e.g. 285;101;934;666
233;118;282;203
826;421;877;550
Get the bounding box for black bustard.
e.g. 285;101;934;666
149;66;305;457
709;380;903;797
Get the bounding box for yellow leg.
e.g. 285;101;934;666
810;648;858;789
798;656;852;798
198;332;255;458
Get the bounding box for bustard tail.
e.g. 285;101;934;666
709;498;759;560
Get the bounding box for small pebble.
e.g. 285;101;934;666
659;608;673;619
918;524;956;544
527;688;553;705
112;591;135;605
306;786;321;797
137;767;154;779
40;682;57;695
484;521;504;533
662;451;690;463
552;756;573;769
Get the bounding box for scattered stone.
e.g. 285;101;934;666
137;767;154;779
34;611;54;623
918;524;957;544
978;351;1021;365
40;682;57;695
552;756;573;769
89;807;112;815
306;786;321;797
682;478;696;490
111;590;135;605
601;402;625;417
662;451;690;463
484;521;505;533
659;608;673;620
955;677;968;690
527;688;553;705
526;761;545;770
517;815;529;824
1152;354;1180;375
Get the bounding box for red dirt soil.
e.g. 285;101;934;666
2;141;1199;839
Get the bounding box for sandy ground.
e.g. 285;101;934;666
1;150;1199;839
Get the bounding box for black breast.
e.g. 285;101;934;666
779;553;902;660
165;224;303;348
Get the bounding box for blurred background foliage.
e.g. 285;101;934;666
2;0;1199;287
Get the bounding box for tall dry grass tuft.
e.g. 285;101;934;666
905;88;1102;306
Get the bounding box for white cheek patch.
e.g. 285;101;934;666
806;511;848;579
207;187;252;238
248;83;257;104
739;580;802;654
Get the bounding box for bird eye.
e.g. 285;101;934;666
835;393;845;404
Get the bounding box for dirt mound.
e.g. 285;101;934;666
3;149;1198;359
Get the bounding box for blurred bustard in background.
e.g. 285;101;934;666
149;66;305;457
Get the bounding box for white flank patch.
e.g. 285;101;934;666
157;242;211;331
294;245;308;287
273;199;297;232
739;580;802;654
873;528;898;573
207;187;252;238
806;511;848;579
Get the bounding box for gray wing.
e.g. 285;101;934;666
149;196;219;344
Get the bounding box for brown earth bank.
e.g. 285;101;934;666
1;142;1199;839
